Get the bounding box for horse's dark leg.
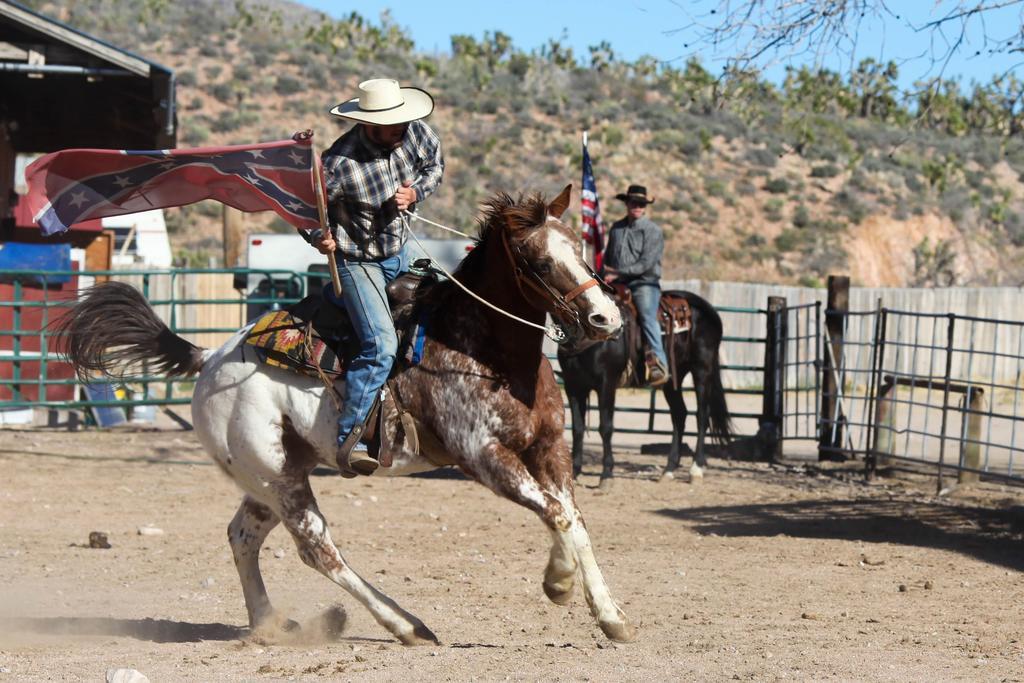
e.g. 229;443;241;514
660;385;688;480
597;379;616;488
566;388;589;480
690;368;711;481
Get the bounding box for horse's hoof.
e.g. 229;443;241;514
248;614;301;644
600;618;639;643
398;621;440;646
597;477;614;491
658;469;676;482
689;464;704;483
543;579;576;605
311;605;348;640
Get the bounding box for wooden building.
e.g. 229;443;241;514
0;0;176;404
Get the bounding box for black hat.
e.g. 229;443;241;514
615;184;655;205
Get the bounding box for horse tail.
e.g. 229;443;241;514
707;352;734;445
56;281;206;381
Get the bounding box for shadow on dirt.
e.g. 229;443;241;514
654;498;1024;572
0;616;245;643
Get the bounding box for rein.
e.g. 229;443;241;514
406;212;600;313
401;213;567;342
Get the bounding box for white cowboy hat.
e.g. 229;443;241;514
329;78;434;125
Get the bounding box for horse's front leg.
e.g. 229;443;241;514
661;386;688;480
469;439;637;643
597;380;617;489
566;389;588;480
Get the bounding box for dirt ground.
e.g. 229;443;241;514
1;412;1023;682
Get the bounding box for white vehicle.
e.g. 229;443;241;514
240;231;474;319
103;210;173;268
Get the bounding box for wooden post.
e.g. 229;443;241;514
311;152;342;297
222;205;245;268
759;296;787;461
819;275;850;461
0;125;14;221
958;386;985;483
84;230;115;281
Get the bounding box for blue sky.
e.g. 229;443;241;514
302;1;1023;91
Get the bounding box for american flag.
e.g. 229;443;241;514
580;134;605;270
25;131;322;236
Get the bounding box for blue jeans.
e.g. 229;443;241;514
630;282;668;367
323;243;410;446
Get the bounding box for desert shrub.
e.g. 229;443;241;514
204;65;222;80
275;75;304;96
764;197;785;222
705;177;728;198
177;70;197;87
195;200;221;218
210;110;259;133
1004;211;1024;247
252;48;274;68
233;65;252;82
180;119;211;146
810;163;840;178
211;82;235;104
763;177;790;194
832;188;869;224
792;204;810;228
745;146;778;167
603;125;624;147
774;228;803;251
735;178;758;196
649;129;688;154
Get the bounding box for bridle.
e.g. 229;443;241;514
499;223;614;334
401;209;612;344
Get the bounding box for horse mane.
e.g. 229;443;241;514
427;191;549;304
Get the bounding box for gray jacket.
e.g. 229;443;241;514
603;216;663;284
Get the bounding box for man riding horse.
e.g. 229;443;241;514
312;78;445;477
602;184;669;387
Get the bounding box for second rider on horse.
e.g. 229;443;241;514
312;78;445;476
602;184;669;387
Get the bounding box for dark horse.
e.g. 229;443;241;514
558;290;733;486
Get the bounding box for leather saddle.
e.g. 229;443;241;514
246;259;436;378
610;283;692;389
244;259;440;468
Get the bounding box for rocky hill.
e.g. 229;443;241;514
25;0;1024;287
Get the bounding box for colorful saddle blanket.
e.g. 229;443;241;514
245;309;345;379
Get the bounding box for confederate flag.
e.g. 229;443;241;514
580;135;605;270
25;131;323;236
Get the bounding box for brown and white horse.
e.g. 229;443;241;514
57;186;638;644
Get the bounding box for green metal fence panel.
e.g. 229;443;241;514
0;267;326;411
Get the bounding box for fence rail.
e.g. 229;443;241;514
3;267;1023;486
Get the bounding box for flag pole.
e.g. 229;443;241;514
311;152;343;297
581;129;590;264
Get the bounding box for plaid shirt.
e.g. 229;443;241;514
321;119;444;260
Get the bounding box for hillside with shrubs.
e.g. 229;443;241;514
26;0;1024;287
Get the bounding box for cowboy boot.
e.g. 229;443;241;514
645;351;669;387
336;424;379;477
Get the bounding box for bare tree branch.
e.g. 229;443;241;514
677;0;1024;77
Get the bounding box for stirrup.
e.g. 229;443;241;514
336;425;378;477
646;355;669;387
